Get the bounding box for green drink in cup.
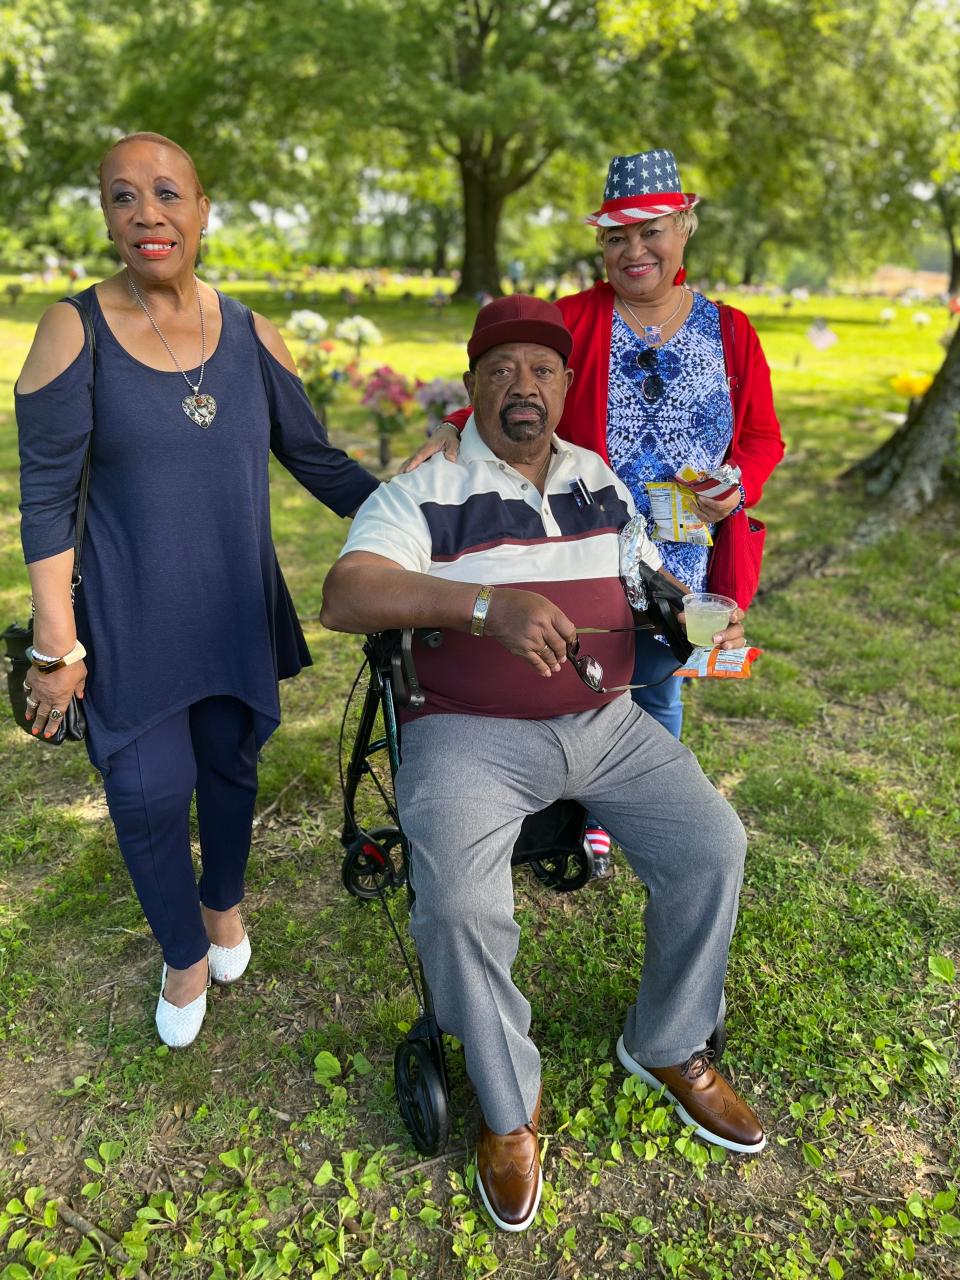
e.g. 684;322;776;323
681;592;737;649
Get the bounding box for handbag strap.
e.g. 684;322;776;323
718;302;740;416
58;295;96;592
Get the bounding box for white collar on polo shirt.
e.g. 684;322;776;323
459;413;575;473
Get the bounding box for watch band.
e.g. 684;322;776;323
470;585;495;637
26;640;87;673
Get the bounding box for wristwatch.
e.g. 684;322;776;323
471;586;495;637
26;640;86;673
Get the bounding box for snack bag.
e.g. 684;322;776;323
673;645;762;679
673;462;742;505
646;480;713;546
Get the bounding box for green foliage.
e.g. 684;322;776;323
0;283;958;1277
5;1;956;286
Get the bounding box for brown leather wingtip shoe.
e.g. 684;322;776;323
617;1036;765;1154
475;1088;543;1232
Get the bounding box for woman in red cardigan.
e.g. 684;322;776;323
409;149;783;748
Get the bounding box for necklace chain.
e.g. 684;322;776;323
531;446;552;490
127;273;207;395
618;286;689;347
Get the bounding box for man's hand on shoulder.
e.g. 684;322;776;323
484;588;577;677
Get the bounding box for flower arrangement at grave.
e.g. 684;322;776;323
890;371;934;417
335;315;383;360
414;377;469;434
287;311;343;414
299;340;343;414
288;309;330;343
362;365;414;466
890;372;933;401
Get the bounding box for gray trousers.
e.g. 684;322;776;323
395;696;747;1134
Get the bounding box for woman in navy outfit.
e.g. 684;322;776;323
16;133;378;1047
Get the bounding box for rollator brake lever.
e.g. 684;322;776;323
392;628;425;709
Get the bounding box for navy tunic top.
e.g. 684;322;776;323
16;285;378;771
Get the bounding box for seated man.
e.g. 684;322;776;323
320;296;764;1233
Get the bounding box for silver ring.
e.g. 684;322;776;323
25;696;39;709
49;708;63;720
22;681;32;693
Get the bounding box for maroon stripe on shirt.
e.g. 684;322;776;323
398;577;637;723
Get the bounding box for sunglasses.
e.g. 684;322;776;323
636;348;665;402
567;625;679;694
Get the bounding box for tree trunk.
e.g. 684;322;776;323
455;156;503;299
846;322;960;517
431;209;451;277
935;186;959;294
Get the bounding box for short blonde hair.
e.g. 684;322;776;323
596;208;698;248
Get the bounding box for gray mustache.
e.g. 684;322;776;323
500;400;546;425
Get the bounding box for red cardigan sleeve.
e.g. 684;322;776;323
445;406;472;432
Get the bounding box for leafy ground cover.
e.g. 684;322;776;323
0;278;957;1279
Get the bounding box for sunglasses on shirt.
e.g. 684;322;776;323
567;625;680;694
636;348;665;403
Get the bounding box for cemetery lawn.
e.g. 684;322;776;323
0;278;957;1279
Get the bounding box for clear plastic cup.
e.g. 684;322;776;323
681;592;737;648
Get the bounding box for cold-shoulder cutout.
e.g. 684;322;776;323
252;311;299;375
16;302;86;395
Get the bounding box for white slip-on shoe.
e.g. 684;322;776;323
155;962;209;1048
207;931;251;985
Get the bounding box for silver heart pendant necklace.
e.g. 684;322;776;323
128;273;218;428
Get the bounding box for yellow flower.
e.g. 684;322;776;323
890;372;933;399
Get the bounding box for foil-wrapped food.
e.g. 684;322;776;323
618;514;654;612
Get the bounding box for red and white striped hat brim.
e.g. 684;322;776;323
585;192;700;228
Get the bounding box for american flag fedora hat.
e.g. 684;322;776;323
585;149;699;227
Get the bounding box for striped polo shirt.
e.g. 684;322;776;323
340;416;663;720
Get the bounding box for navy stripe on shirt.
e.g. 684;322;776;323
420;482;632;560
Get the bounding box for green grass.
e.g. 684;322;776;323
0;276;958;1279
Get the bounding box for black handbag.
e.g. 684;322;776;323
3;622;87;743
3;295;94;746
634;561;693;664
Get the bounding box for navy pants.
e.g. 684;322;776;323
102;696;258;969
631;630;684;738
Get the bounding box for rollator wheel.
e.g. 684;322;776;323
394;1037;450;1156
342;825;402;900
707;1017;727;1065
529;840;593;892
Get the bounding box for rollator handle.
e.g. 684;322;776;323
393;628;444;709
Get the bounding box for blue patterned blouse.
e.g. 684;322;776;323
606;291;733;593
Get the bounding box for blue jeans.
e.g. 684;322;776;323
631;631;684;739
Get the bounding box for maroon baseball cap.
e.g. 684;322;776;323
467;294;573;365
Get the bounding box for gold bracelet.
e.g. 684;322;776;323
470;585;495;637
26;640;86;673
